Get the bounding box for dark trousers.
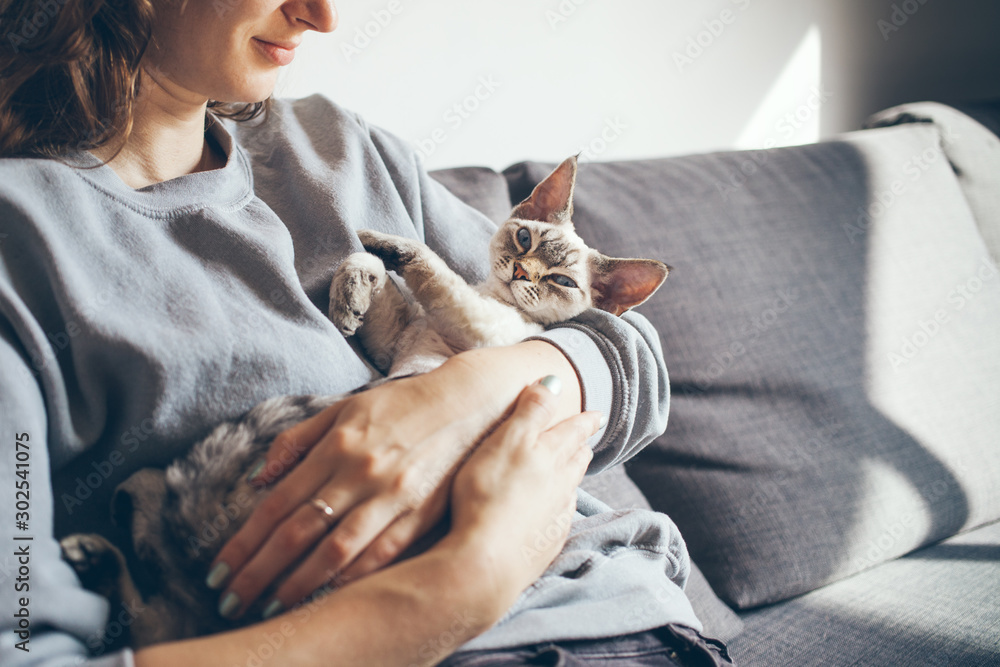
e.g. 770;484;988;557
438;624;734;667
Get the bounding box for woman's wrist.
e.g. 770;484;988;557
435;340;583;426
432;529;522;624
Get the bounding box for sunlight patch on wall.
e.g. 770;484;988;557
734;25;824;150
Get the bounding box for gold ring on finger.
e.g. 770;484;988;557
310;497;336;527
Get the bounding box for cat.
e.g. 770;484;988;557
59;155;671;650
328;156;669;377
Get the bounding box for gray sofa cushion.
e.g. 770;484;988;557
727;518;1000;666
504;118;1000;609
428;166;745;644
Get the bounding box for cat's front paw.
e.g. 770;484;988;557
61;533;125;591
329;252;388;336
358;230;422;272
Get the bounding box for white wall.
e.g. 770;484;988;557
276;0;1000;170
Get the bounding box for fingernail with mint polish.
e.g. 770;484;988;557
218;591;241;619
539;375;562;396
599;413;608;429
246;459;266;484
206;562;230;590
262;599;284;620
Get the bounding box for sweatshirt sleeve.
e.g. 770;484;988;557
360;119;670;474
0;277;133;665
526;310;670;473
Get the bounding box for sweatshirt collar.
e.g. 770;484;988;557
69;118;254;218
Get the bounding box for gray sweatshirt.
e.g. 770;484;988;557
0;95;699;666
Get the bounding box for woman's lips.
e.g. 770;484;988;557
253;38;296;66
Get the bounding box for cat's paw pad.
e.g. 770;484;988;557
358;230;420;271
60;533;122;582
330;252;387;336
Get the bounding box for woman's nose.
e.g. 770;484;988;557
293;0;338;33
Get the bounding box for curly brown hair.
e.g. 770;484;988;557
0;0;265;159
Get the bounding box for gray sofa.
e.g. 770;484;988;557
430;101;1000;666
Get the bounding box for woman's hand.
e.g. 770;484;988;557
446;379;600;606
206;341;583;620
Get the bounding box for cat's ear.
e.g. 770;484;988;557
590;255;671;316
511;155;578;225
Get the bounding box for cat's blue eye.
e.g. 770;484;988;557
516;227;532;251
550;275;578;289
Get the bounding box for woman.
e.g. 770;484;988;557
0;0;730;664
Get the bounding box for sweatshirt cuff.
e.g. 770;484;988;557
93;651;136;667
525;325;614;452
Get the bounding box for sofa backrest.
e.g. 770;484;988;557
501;109;1000;610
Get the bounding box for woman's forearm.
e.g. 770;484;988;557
135;531;506;667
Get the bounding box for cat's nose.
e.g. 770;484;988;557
512;262;531;281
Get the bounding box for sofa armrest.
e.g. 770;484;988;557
866;100;1000;264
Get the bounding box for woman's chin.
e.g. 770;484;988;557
222;75;279;106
